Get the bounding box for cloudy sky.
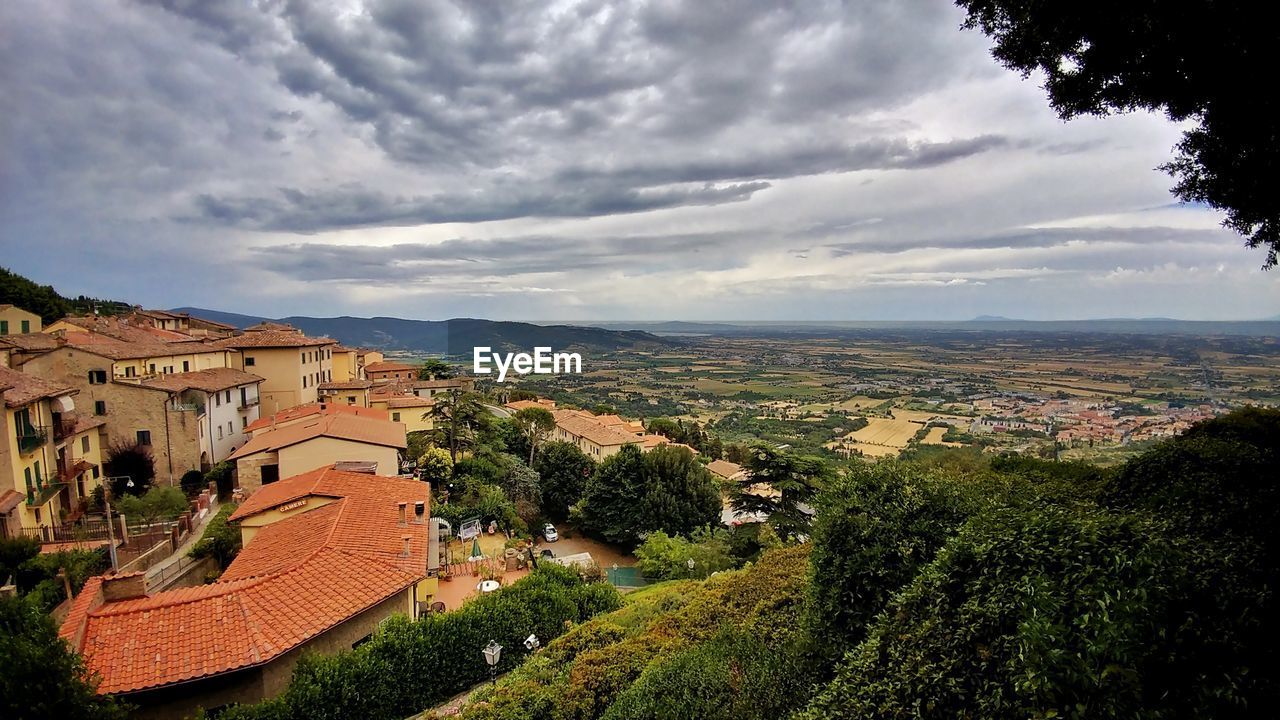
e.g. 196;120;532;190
2;0;1276;322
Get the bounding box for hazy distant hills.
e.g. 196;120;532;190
594;319;1280;337
173;308;678;356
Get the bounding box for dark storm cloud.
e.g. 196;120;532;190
130;0;997;231
190;181;769;231
250;230;748;281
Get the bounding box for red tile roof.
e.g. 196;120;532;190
61;470;432;695
212;328;335;349
244;402;389;433
229;412;406;461
136;368;264;393
0;365;76;407
365;361;418;373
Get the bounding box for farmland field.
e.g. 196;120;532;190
843;417;923;448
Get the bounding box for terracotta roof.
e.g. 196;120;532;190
225;469;431;574
0;332;61;352
61;333;225;361
61;469;432;695
212;329;335;349
318;379;373;391
229;412;406;460
244;402;389;433
62;549;419;694
136;368;264;394
385;396;434;409
55;316;194;343
0;489;21;514
706;459;745;479
0;365;76;407
364;361;418;373
66;414;107;435
555;412;641;447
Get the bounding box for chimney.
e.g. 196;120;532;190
401;535;412;556
102;572;148;601
414;501;426;523
398;502;408;525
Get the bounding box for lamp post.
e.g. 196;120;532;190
686;558;696;578
103;476;135;571
482;640;502;685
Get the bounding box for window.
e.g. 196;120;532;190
24;467;32;493
81;435;90;453
164;365;173;374
392;412;401;422
261;464;279;485
149;363;156;373
303;376;308;389
125;366;135;378
225;390;231;404
34;460;41;481
34;508;41;524
136;430;152;446
21;320;30;333
242;417;248;429
217;426;224;440
0;320;7;334
94;400;106;416
215;393;221;407
244;356;255;366
88;369;107;384
347;396;356;405
183;360;190;372
92;464;100;479
227;421;233;434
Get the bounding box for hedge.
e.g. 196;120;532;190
219;565;620;720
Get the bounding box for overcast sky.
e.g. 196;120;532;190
2;0;1276;322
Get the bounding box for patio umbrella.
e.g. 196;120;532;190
470;537;483;560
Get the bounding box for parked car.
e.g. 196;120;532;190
543;523;558;542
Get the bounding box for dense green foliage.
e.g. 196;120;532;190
513;406;557;465
450;546;811;720
417;446;454;485
0;266;131;323
188;504;242;570
221;566;620;720
535;442;595;522
418;358;456;379
0;594;128;720
731;443;829;540
116;486;188;526
0;537;108;613
577;445;720;546
955;2;1279;267
634;527;734;580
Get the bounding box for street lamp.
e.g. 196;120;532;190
482;640;502;685
686;558;696;577
103;476;135;571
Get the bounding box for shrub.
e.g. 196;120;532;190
802;504;1277;720
103;442;155;497
188;504;242;569
116;486;188;527
634;527;735;580
417;446;454;485
580;445;720;546
220;565;621;720
804;461;1004;661
535;442;594;522
180;469;206;497
204;461;235;499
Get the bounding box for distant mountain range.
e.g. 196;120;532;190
592;318;1280;337
172;308;678;356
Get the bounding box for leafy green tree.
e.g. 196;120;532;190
417;446;454;486
103;441;155;497
179;469;205;497
1;594;128;720
417;358;455;380
512;406;556;465
956;1;1280;267
731;444;829;540
805;461;1001;660
116;486;188;527
534;441;595;522
424;390;490;463
635;527;735;580
580;445;720;545
204;461;235;500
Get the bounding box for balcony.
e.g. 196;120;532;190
239;397;261;409
52;417;77;443
25;472;64;507
17;425;48;454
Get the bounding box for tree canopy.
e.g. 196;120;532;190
579;445;721;546
956;1;1280;266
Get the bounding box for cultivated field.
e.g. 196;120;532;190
843;417;923;448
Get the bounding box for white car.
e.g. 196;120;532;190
543;523;558;542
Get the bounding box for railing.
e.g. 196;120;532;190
52;417;77;442
239;397;260;408
18;517;113;543
25;472;64;507
17;425;48;454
